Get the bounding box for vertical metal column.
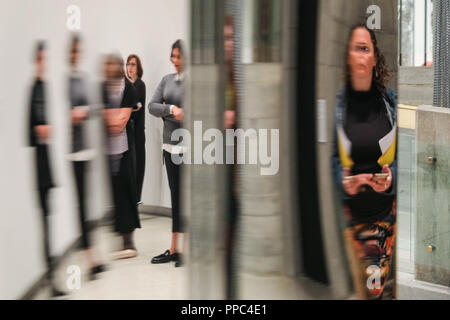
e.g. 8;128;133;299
433;0;450;108
188;0;226;299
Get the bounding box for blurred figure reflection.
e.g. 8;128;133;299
28;41;67;297
102;54;141;260
224;15;236;130
67;34;105;279
148;40;186;268
224;15;239;299
332;24;397;300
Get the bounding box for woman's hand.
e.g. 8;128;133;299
71;107;88;124
104;108;131;135
342;168;373;195
34;125;51;140
224;110;235;129
108;126;123;135
172;106;184;121
132;102;142;113
368;164;392;193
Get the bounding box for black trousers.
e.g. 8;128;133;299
38;187;53;280
225;163;239;299
135;137;145;202
133;122;146;203
72;161;90;249
163;150;183;233
110;151;141;234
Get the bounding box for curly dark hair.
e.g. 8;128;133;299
344;24;392;94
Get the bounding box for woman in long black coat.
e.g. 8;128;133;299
126;54;146;204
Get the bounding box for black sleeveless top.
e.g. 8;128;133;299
344;84;394;223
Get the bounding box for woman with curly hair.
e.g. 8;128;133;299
331;24;397;299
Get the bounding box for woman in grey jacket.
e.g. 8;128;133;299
148;40;186;267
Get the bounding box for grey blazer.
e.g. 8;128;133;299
148;73;185;145
69;74;89;153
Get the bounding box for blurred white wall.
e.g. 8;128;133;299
0;0;188;299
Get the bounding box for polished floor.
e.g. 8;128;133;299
31;213;334;300
29;130;448;300
33;215;188;300
30;211;450;300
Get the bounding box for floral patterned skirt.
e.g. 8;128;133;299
344;201;396;300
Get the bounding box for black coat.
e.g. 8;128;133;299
130;78;146;131
129;78;146;201
102;78;141;232
68;74;89;153
28;79;54;190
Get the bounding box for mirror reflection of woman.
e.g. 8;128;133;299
28;41;68;297
68;35;105;278
148;40;185;267
103;54;141;260
332;24;397;300
224;14;239;299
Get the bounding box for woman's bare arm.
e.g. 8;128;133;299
104;108;132;135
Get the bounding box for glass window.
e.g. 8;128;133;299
399;0;434;66
242;0;282;64
191;0;223;65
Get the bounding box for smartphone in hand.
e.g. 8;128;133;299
372;173;389;182
343;176;355;182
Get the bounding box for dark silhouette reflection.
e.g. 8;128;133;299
224;14;239;299
28;41;67;297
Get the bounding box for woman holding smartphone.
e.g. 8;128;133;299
331;24;397;299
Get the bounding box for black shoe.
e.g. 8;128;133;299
91;264;106;274
174;253;183;268
151;250;172;264
89;264;106;280
51;287;69;298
